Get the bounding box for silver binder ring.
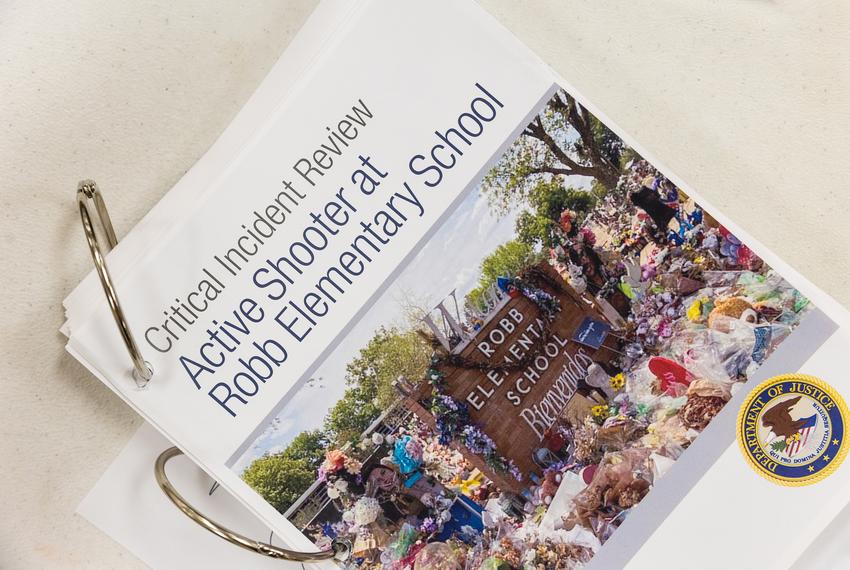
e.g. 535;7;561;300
155;447;349;563
77;180;153;387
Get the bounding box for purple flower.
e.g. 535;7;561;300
420;517;438;534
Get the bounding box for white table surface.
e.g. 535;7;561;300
1;1;849;568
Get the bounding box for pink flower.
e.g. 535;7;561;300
579;227;597;246
657;319;673;338
559;209;575;233
322;449;346;473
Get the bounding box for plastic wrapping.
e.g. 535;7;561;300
568;449;653;538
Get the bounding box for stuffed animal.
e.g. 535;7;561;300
707;296;758;331
566;262;587;294
540;470;561;504
619;257;649;300
585;363;616;399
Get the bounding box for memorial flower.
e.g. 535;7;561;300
321;449;347;473
419;516;438;534
609;372;626;391
344;456;362;475
579;226;597;246
352;496;381;527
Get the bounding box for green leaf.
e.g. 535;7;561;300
242;455;316;513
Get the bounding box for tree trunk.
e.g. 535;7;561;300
591;163;621;190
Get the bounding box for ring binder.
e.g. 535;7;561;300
77;181;347;563
155;447;349;563
77;180;153;387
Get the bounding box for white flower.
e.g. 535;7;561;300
341;510;354;523
440;510;452;522
334;480;348;492
371;433;384;445
326;487;340;500
385;434;396;445
353;497;381;526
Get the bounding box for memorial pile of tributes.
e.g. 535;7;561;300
310;160;811;569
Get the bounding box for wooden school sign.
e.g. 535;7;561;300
407;266;617;491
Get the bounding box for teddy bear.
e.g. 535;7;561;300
540;469;561;505
707;296;758;331
565;262;587;295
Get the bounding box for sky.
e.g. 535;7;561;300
231;184;522;473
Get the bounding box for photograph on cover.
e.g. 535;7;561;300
232;86;818;568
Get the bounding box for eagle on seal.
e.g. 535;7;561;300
761;396;808;439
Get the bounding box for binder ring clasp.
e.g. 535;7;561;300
155;447;349;563
77;180;153;387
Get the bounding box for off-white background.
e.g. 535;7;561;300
1;1;848;568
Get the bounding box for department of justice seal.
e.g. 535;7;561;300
738;374;848;486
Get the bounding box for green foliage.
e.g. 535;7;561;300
619;146;642;170
771;439;787;452
344;327;431;411
323;385;382;446
479;240;539;286
514;180;596;249
590;179;610;200
279;429;327;470
465;240;541;311
482;135;542;215
320;327;430;445
241;455;316;513
465;288;490;315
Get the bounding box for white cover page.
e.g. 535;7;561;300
65;1;850;568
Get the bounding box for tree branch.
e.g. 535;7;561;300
523;115;589;174
529;164;598;178
561;93;598;161
547;91;570;114
529;165;576;177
